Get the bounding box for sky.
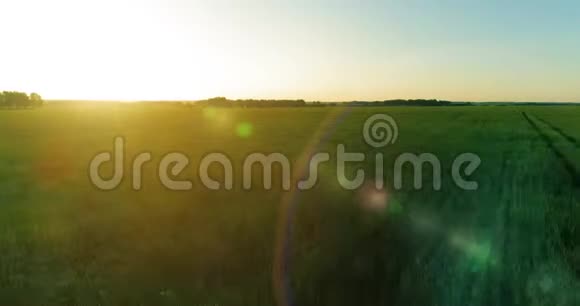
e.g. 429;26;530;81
1;0;579;102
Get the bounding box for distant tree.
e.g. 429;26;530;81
30;93;44;107
3;91;22;107
199;97;231;107
0;91;44;108
209;97;228;102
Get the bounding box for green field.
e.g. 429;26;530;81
1;104;580;305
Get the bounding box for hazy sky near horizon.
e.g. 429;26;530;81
1;0;579;101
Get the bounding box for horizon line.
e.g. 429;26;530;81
45;98;580;104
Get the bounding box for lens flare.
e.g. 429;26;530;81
236;122;253;138
202;107;217;119
357;181;391;213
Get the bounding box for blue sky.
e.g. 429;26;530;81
1;0;579;101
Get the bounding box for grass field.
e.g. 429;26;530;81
1;104;579;306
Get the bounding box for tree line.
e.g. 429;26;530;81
0;91;44;108
193;97;469;107
195;97;306;107
347;99;460;106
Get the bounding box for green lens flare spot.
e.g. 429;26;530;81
387;199;404;215
203;108;217;119
236;122;253;138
